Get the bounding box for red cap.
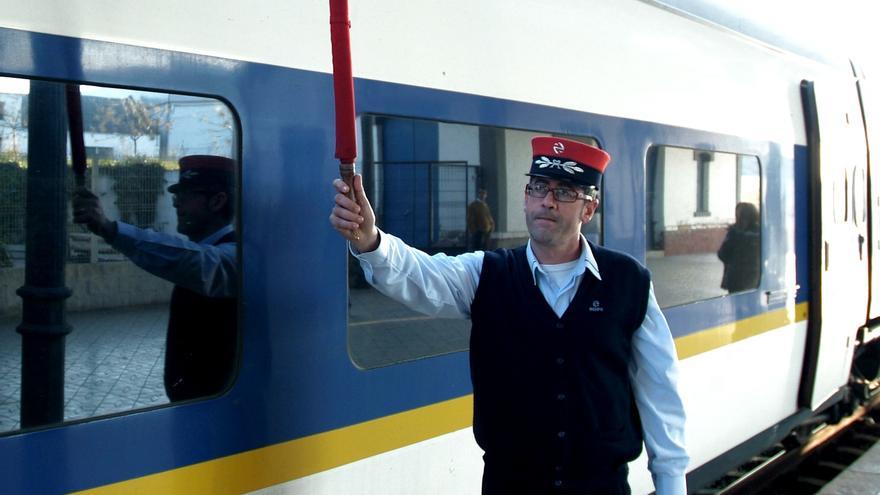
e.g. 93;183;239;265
528;137;610;188
168;155;235;193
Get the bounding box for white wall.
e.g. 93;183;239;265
662;147;738;229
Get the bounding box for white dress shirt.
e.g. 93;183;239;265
354;229;689;495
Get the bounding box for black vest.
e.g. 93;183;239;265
163;230;237;402
470;243;650;489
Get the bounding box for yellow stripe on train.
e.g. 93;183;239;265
73;395;473;495
675;302;808;359
74;303;807;494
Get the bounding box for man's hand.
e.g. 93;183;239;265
72;188;117;241
330;174;379;252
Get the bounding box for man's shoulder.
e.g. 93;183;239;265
589;242;649;276
481;245;527;269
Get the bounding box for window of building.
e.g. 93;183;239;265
646;145;761;308
348;115;600;368
0;76;238;433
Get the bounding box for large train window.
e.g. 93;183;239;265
348;115;600;368
0;76;238;432
646;146;761;308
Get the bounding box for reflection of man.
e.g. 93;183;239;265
467;188;494;251
73;155;238;402
331;138;688;494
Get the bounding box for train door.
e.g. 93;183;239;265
860;76;880;327
801;76;870;410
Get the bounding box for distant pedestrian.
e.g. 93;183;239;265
467;188;494;251
718;202;760;293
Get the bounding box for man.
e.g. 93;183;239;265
73;155;238;402
330;137;688;494
467;188;495;251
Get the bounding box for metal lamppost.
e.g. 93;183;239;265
17;80;72;428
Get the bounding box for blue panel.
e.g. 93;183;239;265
380;118;437;247
794;145;811;302
380;118;416;240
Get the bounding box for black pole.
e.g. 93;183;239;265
17;80;72;428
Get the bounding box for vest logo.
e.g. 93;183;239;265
588;300;604;312
553;141;565;154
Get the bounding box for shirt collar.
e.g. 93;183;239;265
201;224;234;245
526;234;602;285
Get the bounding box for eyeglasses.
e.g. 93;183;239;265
525;182;593;203
172;189;217;202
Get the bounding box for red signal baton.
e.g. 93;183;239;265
329;0;357;192
65;84;87;188
329;0;360;239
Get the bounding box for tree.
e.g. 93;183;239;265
95;96;164;155
0;94;28;160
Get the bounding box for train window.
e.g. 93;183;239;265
348;115;600;368
0;76;238;432
646;146;761;308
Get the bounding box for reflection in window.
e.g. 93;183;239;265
0;76;238;432
646;146;761;308
348;115;600;368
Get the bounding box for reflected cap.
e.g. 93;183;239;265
527;137;610;189
168;155;235;193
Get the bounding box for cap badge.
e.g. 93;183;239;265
534;156;584;175
553;141;565;154
180;170;200;179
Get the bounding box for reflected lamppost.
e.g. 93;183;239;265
17;80;71;428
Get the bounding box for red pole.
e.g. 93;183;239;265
329;0;357;195
65;84;87;188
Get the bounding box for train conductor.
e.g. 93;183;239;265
330;137;688;494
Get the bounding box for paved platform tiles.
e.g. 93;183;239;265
817;440;880;495
0;304;169;431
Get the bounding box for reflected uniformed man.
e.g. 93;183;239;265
73;155;238;402
330;137;688;494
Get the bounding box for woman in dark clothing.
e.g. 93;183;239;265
718;202;760;293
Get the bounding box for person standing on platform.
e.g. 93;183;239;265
73;155;238;402
330;137;689;494
718;202;760;293
467;188;495;251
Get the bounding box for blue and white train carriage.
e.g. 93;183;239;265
0;0;878;493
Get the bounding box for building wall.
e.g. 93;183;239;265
0;261;173;318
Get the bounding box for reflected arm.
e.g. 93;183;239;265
111;222;237;297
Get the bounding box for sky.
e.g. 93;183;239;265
0;78;131;97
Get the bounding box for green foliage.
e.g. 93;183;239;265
0;242;11;268
0;159;167;246
0;161;26;244
102;159;167;229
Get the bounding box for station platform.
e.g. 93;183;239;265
0;304;169;431
817;439;880;495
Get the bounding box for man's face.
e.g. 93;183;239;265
524;178;598;250
172;188;216;240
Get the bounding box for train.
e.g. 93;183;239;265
0;0;878;493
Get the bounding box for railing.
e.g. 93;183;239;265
369;160;479;252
